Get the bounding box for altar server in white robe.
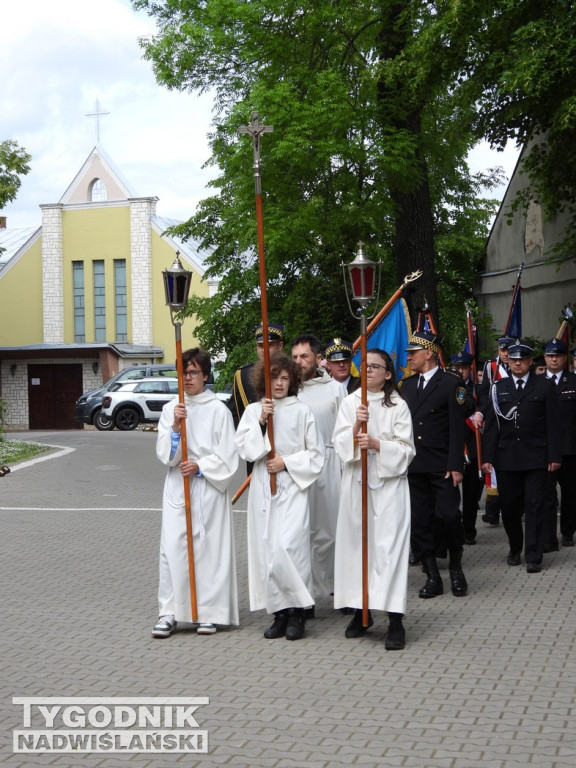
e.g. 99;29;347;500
152;348;239;638
292;334;347;600
235;353;325;641
333;349;415;650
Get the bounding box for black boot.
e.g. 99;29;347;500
344;609;374;638
419;555;444;598
285;608;306;641
264;611;288;639
448;549;468;597
384;612;406;650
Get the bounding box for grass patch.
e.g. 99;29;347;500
0;437;49;465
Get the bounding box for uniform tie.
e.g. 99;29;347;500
516;378;524;392
417;375;425;398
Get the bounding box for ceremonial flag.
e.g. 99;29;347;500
352;297;412;382
556;308;573;346
504;263;523;339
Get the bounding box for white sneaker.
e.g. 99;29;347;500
152;615;177;638
197;623;217;635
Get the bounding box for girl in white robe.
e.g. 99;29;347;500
333;349;415;649
153;348;239;637
235;354;325;640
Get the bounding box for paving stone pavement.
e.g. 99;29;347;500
1;429;576;767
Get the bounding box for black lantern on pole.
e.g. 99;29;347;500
163;252;192;324
162;252;198;621
341;241;381;629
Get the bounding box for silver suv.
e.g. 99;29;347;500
74;364;178;430
101;378;180;431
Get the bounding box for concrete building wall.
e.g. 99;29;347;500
129;198;157;346
41;204;64;343
477;147;576;345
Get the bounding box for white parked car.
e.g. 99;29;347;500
101;377;230;431
101;378;180;431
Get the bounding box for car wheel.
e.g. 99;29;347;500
115;407;140;431
94;409;115;431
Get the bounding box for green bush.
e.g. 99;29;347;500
0;398;7;435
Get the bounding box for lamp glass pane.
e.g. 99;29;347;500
349;266;363;299
363;265;375;297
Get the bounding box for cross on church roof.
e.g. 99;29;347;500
85;99;110;143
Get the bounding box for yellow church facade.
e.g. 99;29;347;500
0;146;213;429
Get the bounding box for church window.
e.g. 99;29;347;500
93;260;106;342
114;259;127;342
90;178;107;201
73;261;85;342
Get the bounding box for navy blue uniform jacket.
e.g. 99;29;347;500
401;369;468;474
482;372;563;470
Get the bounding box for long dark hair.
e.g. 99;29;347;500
252;353;301;398
367;348;401;407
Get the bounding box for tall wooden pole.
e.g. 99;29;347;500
174;323;198;621
466;307;483;479
359;314;370;627
239;112;276;494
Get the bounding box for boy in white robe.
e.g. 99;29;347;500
153;348;239;637
235;354;325;640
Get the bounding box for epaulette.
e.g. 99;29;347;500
444;368;463;380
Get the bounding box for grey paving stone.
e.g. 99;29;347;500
1;429;576;767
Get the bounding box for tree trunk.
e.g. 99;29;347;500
391;163;439;331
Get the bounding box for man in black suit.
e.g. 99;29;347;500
401;331;469;598
227;322;285;429
481;341;563;573
448;352;484;545
324;338;360;394
471;336;514;526
542;338;576;549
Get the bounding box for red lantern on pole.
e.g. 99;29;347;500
341;242;380;628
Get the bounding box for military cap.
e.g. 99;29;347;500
449;352;474;366
324;338;353;361
406;331;442;356
255;322;284;343
507;340;534;359
544;338;568;355
497;336;515;349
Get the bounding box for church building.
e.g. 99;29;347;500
0;146;214;430
476;140;576;345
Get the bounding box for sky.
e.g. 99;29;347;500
2;0;520;231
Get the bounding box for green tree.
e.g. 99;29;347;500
134;1;499;377
0;140;31;209
455;0;576;262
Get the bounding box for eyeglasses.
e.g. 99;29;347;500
364;363;386;372
183;370;202;378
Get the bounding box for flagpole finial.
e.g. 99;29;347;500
401;269;422;290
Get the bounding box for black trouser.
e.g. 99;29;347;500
544;454;576;545
408;472;465;561
497;468;547;564
461;462;485;540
